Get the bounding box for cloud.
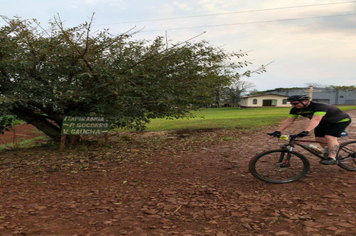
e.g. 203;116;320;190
79;0;123;4
81;0;98;4
173;2;192;11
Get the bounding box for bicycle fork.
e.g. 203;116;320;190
278;148;294;168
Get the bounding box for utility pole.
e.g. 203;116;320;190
304;85;321;100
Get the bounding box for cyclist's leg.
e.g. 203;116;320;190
314;124;327;150
324;135;339;159
321;120;352;164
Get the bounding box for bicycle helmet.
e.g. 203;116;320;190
287;95;310;102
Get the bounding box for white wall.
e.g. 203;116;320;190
240;95;290;107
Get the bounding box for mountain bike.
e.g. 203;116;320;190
249;133;356;184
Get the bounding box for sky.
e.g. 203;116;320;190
1;0;356;91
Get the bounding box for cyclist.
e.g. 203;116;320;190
269;95;352;165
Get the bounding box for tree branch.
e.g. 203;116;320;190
54;13;99;81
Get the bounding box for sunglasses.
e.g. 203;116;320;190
290;102;300;105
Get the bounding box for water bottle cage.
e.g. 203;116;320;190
301;144;323;154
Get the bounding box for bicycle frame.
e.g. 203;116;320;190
280;135;327;160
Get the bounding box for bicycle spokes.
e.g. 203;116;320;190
279;162;291;168
337;141;356;171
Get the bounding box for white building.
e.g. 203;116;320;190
239;94;290;108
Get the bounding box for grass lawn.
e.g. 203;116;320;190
143;106;356;132
145;107;289;131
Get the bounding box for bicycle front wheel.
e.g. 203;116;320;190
249;150;310;184
337;141;356;171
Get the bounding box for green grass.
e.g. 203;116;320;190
144;107;289;131
338;106;356;111
143;106;356;132
0;136;48;151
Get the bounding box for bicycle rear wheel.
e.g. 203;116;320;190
337;141;356;171
249;150;310;184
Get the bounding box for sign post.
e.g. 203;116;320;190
304;86;321;100
60;116;110;151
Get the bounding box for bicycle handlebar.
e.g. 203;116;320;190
267;134;301;143
268;130;348;139
267;133;299;139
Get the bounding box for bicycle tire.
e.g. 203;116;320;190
337;140;356;171
249;149;310;184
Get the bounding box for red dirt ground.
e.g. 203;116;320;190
0;124;42;147
0;110;355;236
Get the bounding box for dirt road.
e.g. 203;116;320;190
0;110;355;235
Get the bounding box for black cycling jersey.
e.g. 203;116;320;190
289;101;351;124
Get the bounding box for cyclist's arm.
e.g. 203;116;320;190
276;117;296;132
304;114;324;132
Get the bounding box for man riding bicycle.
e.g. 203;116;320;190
269;95;352;165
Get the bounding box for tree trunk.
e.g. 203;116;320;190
29;118;62;142
10;107;62;142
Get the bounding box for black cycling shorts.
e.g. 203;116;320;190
314;120;352;137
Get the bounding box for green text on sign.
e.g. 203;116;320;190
62;116;110;135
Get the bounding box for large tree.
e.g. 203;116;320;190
0;15;259;142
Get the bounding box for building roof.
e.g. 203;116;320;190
242;93;289;99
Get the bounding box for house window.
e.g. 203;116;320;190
282;99;287;104
253;99;258;104
340;96;344;98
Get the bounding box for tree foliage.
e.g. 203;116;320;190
326;85;356;91
0;14;259;142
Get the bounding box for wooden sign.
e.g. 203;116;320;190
60;116;110;150
61;116;110;135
